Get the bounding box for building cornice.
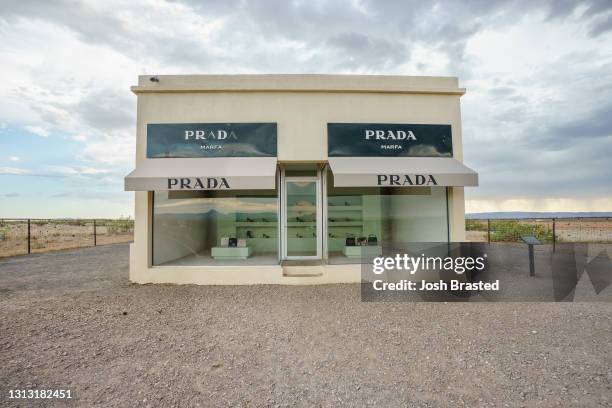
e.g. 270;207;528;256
130;75;466;96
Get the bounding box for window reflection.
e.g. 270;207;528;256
153;190;278;266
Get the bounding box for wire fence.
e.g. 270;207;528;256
466;217;612;247
1;217;611;258
0;219;134;258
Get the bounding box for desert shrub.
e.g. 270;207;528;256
106;219;134;235
0;226;7;241
490;220;553;243
466;219;487;231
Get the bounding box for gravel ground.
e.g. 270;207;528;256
1;244;612;407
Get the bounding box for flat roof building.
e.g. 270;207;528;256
125;74;477;285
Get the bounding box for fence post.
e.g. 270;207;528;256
487;219;491;244
552;218;556;253
27;219;31;254
93;219;97;246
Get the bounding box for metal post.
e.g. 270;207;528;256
528;244;535;276
487;219;491;244
93;219;97;246
552;218;556;253
27;219;31;254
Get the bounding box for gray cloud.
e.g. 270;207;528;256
325;32;407;71
50;191;126;200
75;90;133;131
589;13;612;37
1;0;612;209
1;0;608;74
546;102;612;140
545;0;612;36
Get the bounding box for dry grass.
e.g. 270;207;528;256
0;220;133;257
467;219;612;243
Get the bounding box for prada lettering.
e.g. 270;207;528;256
167;177;230;189
328;123;452;158
377;174;438;186
365;129;416;140
184;130;238;140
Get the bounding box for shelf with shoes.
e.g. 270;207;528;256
235;222;278;227
328;206;363;211
233;213;278;254
327;196;364;233
326;195;383;255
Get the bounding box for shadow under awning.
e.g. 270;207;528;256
328;157;478;187
124;157;277;191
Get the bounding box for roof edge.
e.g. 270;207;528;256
131;74;465;96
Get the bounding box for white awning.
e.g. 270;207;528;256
328;157;478;187
124;157;277;191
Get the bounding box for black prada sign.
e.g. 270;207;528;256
328;123;452;157
148;123;277;158
167;177;230;190
377;174;438;186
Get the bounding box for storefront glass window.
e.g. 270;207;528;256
153;190;278;266
285;180;318;257
326;171;448;264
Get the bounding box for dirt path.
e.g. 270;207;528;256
1;244;611;407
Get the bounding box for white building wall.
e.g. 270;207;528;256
129;75;469;284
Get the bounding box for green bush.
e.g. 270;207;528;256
490;220;553;243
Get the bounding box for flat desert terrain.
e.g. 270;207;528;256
0;221;133;258
1;244;611;407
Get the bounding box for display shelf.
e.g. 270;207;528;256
286;222;316;227
328;206;363;211
342;245;382;258
235;222;277;227
211;246;253;259
327;221;364;227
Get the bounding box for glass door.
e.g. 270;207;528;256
283;176;322;259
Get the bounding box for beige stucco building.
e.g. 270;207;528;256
125;74;477;285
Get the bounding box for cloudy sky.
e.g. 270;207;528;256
0;0;611;218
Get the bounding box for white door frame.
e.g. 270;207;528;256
281;171;322;260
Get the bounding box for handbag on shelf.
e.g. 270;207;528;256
345;234;356;246
367;234;378;246
358;236;368;246
220;237;229;247
237;238;247;248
